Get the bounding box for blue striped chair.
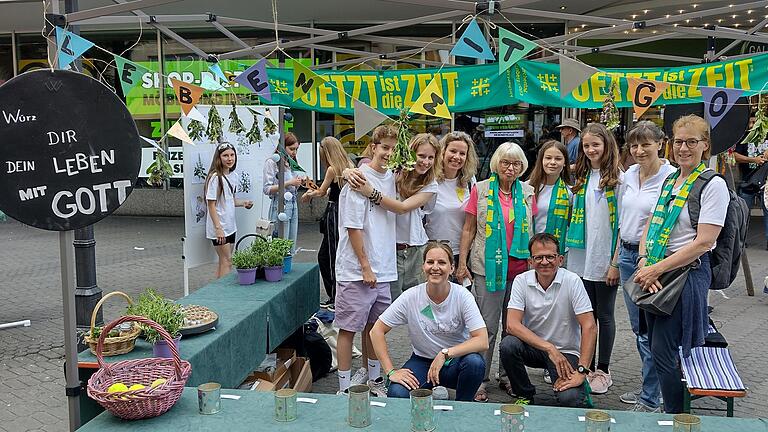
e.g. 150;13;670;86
679;345;746;417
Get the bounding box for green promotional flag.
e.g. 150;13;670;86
498;27;537;76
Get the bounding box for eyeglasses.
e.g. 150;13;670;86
530;254;559;263
217;142;235;151
672;139;704;148
499;160;523;170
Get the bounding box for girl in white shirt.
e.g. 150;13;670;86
565;123;622;395
424;131;479;264
525;140;572;253
205;143;253;278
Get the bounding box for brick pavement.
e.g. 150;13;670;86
0;216;766;431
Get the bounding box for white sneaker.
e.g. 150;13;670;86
350;367;368;386
588;370;613;395
368;377;388;398
543;369;552;384
336;389;349;396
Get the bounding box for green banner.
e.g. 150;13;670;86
513;54;765;108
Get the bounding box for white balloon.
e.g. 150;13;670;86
277;212;289;222
271;153;281;163
283;192;293;201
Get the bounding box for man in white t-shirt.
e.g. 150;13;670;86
334;125;398;395
499;233;596;407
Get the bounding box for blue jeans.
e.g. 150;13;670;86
269;197;299;254
387;353;485;402
737;186;768;242
618;243;661;408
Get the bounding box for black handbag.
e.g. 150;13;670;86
740;162;768;195
623;260;698;316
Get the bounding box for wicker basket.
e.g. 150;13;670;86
83;291;141;357
86;315;192;420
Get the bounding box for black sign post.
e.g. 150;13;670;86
0;69;140;431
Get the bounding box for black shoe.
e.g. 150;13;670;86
327;303;335;313
707;305;714;314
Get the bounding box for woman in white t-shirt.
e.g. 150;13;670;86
424;131;479;266
565;123;622;395
370;241;488;402
525;140;572;253
634;115;728;414
616;121;677;411
205;143;253;278
349;133;439;301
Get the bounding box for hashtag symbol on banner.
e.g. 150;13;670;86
538;74;559;92
271;79;289;95
471;78;490;97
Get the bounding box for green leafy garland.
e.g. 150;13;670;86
385;110;416;173
206;105;224;143
228;104;246;134
146;150;173;187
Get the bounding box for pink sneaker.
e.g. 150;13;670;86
588;370;613;395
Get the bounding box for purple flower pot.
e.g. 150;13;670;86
237;268;257;285
264;265;284;282
152;335;181;358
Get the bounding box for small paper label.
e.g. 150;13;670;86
370;401;387;407
297;397;317;404
434;405;453;411
220;395;241;400
658;420;674;426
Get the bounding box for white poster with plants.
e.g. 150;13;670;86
181;105;280;271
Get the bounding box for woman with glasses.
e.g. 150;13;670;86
455;142;533;402
633;115;728;413
526;140;572;251
369;241;488;402
424;131;479;267
263;132;304;253
300;137;355;311
565;123;622;395
616;121;677;412
205;142;253;278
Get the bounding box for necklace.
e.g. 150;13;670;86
499;188;512;196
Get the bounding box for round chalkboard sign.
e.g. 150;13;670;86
0;69;140;231
662;97;750;156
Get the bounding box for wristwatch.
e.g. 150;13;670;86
441;348;451;360
577;364;590;375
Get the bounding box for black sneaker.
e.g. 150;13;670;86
327;303;335;313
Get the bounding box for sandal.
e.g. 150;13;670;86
499;380;516;398
473;383;489;402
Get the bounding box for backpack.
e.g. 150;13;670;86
688;170;750;290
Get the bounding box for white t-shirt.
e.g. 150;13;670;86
379;282;486;359
666;171;728;253
335;165;398;282
507;268;593;357
396;180;438;246
567;169;623;281
425;177;472;255
205;172;238;239
619;162;677;244
528;181;573;234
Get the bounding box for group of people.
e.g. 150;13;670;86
203;114;732;414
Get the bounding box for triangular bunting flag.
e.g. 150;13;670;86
626;78;670;119
700;87;745;130
200;73;225;91
354;99;390;140
141;136;165;152
559;56;599;98
450;18;495;61
292;62;326;101
114;55;147;96
55;27;94;69
170;78;204;116
277;148;307;173
185;106;207;123
409;78;451;119
234;58;272;101
498;27;537;75
208;63;229;84
168;121;194;144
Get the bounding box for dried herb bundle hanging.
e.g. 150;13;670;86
206;105;224;143
742;95;768;144
600;78;620;131
246;109;263;145
264;115;278;136
146;150;173;187
385;110;416;173
188;119;206;141
228;104;246;134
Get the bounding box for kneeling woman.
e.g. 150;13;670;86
369;242;488;401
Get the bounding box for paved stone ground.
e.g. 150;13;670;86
0;216;766;431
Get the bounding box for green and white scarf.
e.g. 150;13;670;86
645;162;707;265
485;175;529;292
565;170;618;255
536;178;570;255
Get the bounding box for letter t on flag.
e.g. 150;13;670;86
498;27;537;75
700;87;744;130
234;58;272;101
55;27;94;69
170;78;204;116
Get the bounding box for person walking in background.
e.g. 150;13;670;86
556;118;581;165
616;121;676;412
732;114;768;250
263;132;304;253
425;131;479;270
455;142;534;402
205;143;253;278
301;136;354;311
566;123;622;395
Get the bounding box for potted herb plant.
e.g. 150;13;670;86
249;237;269;279
126;289;185;358
270;238;294;273
263;245;285;282
232;248;259;285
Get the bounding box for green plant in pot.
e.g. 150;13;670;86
126;288;184;358
263;245;285;282
270;238;294;274
232;248;259;285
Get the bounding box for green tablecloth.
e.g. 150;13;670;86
77;388;768;431
78;263;319;388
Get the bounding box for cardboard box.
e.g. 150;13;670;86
247;348;296;385
250;357;312;392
